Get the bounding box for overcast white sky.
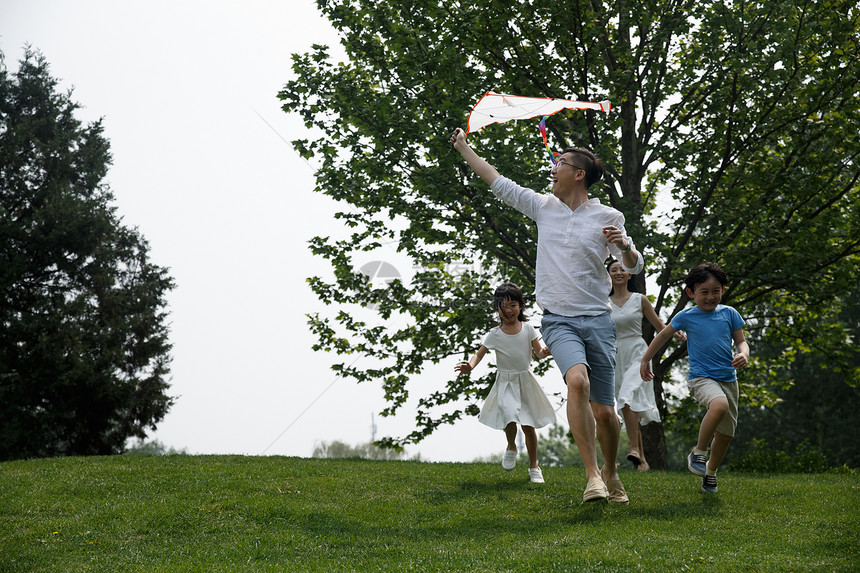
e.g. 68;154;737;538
2;0;568;461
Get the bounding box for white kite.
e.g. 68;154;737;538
466;91;611;133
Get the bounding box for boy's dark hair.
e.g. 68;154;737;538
493;282;527;322
560;146;604;188
684;262;728;292
606;258;638;295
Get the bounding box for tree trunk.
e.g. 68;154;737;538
639;318;670;469
642;421;668;470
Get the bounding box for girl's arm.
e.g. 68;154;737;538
531;337;551;359
640;325;677;381
451;128;500;186
455;345;488;376
731;329;750;369
641;296;686;341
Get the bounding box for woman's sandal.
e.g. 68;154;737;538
626;451;642;468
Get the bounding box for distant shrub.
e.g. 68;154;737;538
125;440;188;456
828;464;857;475
312;440;417;461
732;438;835;473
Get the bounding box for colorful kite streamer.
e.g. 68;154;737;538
538;117;560;165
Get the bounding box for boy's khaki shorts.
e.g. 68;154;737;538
687;377;739;437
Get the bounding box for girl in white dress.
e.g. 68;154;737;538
607;260;682;471
455;283;556;483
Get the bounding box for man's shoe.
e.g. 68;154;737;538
528;467;545;483
601;466;630;504
502;449;517;471
583;476;609;502
701;474;718;493
687;451;707;477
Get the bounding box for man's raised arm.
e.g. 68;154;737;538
451;128;500;186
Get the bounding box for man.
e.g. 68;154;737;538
451;127;643;503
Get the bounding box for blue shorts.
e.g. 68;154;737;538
540;312;617;406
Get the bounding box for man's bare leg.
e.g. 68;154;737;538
565;364;600;481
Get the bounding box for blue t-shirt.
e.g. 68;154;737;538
671;304;745;382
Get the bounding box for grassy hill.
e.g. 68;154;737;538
1;455;857;572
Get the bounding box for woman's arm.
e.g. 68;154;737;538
642;296;686;341
641;295;666;332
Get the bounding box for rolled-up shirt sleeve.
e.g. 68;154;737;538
490;176;545;221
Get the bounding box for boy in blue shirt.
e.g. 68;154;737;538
640;263;750;493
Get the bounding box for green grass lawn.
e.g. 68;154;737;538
1;455;857;572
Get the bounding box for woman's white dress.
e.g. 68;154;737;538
610;293;661;425
478;323;557;430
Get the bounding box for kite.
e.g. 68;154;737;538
466;91;611;164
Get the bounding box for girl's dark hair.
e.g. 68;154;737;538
493;282;527;322
560;146;604;188
606;258;638;295
684;262;728;292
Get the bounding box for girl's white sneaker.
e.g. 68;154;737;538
502;449;517;471
528;467;545;483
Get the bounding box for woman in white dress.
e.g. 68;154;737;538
455;283;557;483
607;260;681;471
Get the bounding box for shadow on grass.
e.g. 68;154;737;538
545;494;723;525
278;484;728;563
280;465;728;550
455;478;537;494
624;494;723;520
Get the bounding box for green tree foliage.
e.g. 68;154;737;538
730;287;860;469
0;49;175;460
280;1;860;463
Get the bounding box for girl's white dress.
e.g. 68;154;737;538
478;322;557;430
610;293;661;425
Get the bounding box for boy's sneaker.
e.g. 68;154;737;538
701;474;718;493
528;467;545;484
502;449;517;471
687;451;707;477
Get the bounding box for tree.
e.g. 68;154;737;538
540;423;586;468
0;48;175;460
281;1;860;465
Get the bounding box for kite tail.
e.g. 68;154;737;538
539;117;560;165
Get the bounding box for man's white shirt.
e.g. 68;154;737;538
491;176;644;317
